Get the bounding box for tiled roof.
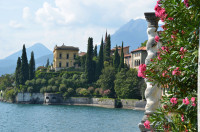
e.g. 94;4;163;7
131;46;146;53
124;54;131;57
79;52;86;56
54;44;79;51
111;46;130;51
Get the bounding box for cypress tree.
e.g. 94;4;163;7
85;37;94;83
46;58;49;67
29;51;35;80
118;42;124;71
15;57;21;87
21;44;29;85
94;45;97;57
104;34;111;62
96;37;104;80
113;45;120;70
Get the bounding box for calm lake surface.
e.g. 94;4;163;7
0;102;144;132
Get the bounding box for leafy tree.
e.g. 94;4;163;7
45;58;49;68
140;40;147;47
85;37;95;83
15;57;21;87
97;66;116;98
21;45;29;85
94;45;97;57
29;51;35;80
113;45;120;70
0;74;14;90
96;38;104;80
104;34;111;62
114;69;141;99
118;42;124;71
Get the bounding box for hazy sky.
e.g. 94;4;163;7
0;0;155;59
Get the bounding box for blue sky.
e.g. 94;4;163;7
0;0;155;59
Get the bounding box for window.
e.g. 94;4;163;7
66;54;69;59
66;62;69;67
74;53;76;59
59;53;62;59
59;62;62;68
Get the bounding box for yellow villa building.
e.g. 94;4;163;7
53;44;79;71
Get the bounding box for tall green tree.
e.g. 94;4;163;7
118;42;124;71
15;57;21;87
94;45;97;57
96;37;104;80
97;65;116;98
85;37;94;83
29;51;35;80
104;34;111;62
21;44;29;85
114;69;141;99
45;58;49;68
113;45;120;70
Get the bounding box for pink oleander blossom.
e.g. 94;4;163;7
138;64;146;78
168;17;174;21
144;120;150;129
161;46;169;53
180;47;187;59
181;114;184;122
172;67;181;76
192;103;196;107
184;0;189;8
191;97;195;102
183;97;190;105
155;35;160;42
170;97;178;105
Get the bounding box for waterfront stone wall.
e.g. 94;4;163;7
16;93;44;104
15;93;145;109
121;99;146;110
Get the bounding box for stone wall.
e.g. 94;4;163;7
16;93;44;104
121;99;146;110
15;93;145;109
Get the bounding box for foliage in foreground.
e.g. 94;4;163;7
141;0;199;131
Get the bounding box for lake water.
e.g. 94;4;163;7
0;102;144;132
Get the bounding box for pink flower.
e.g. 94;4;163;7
155;35;160;42
183;97;190;105
162;71;166;77
181;114;184;122
157;56;162;60
144;120;150;129
138;64;146;78
171;35;175;39
180;47;184;52
192;103;196;107
184;0;189;8
191;97;195;102
170;97;178;105
168;17;174;21
172;67;181;76
161;46;169;53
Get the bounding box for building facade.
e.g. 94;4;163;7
110;46;130;56
53;44;79;71
130;47;147;70
124;54;131;67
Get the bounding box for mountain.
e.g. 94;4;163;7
111;19;148;51
0;43;53;76
5;43;52;60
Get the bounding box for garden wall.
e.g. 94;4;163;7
16;93;44;104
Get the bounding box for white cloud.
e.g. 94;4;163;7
9;20;23;28
23;7;31;20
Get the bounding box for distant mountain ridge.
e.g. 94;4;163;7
0;43;53;75
111;19;148;51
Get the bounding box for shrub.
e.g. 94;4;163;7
67;88;74;96
46;86;53;93
27;86;33;93
63;92;69;99
79;88;90;97
52;86;58;92
41;79;47;86
59;84;67;93
88;86;94;94
48;78;55;86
